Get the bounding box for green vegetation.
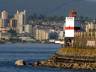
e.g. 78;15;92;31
57;48;96;57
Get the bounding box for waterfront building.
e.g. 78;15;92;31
35;28;48;41
48;30;58;40
1;28;9;33
58;31;64;40
24;24;32;33
85;21;96;32
0;19;9;33
0;32;10;40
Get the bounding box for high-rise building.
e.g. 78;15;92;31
18;10;26;26
14;10;20;20
0;18;3;28
14;10;20;32
1;10;9;28
9;18;17;30
14;10;26;33
1;10;8;20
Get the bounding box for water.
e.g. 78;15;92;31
0;43;95;72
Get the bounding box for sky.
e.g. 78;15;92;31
0;0;96;17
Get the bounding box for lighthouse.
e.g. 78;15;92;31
64;10;79;47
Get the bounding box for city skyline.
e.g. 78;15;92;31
0;0;96;17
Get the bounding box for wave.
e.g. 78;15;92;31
0;51;55;54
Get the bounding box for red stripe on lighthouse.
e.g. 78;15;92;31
64;26;74;30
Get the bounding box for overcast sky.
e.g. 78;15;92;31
0;0;96;17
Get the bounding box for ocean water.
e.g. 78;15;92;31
0;43;95;72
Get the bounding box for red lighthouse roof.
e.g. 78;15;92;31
68;9;77;17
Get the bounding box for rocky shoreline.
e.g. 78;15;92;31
15;48;96;70
32;54;96;70
32;48;96;70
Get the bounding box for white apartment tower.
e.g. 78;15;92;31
1;10;9;28
1;10;8;20
15;10;26;33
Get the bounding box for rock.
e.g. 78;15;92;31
40;61;45;65
32;61;41;66
15;59;26;66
